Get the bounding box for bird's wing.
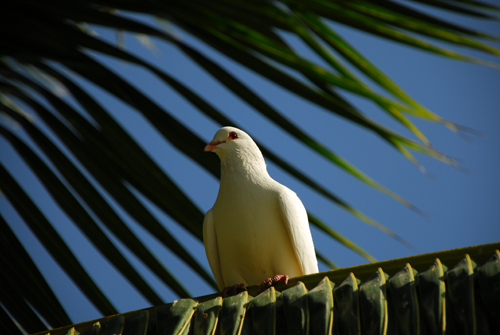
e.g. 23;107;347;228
278;188;319;275
203;209;225;290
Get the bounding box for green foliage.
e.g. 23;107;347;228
29;243;500;335
0;0;499;333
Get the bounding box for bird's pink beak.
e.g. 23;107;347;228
204;139;224;152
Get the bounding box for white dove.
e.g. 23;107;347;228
203;126;318;296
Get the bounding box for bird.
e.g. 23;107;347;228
203;126;318;296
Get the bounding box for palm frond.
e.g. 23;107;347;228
0;0;498;331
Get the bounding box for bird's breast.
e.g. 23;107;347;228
211;185;301;286
213;187;278;244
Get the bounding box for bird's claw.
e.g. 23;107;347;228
222;283;247;297
258;274;289;293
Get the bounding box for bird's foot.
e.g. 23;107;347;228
258;274;289;293
222;283;247;298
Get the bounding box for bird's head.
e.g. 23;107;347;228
204;126;266;171
204;126;253;154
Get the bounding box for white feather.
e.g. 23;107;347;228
204;126;318;290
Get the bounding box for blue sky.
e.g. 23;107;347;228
1;4;499;325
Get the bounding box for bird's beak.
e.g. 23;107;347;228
204;139;224;152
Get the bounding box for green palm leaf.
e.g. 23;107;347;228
0;0;498;332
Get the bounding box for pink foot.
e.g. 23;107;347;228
259;274;289;293
222;283;247;297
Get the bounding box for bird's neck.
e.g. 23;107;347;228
219;149;270;186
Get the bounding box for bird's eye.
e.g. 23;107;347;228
228;131;238;140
